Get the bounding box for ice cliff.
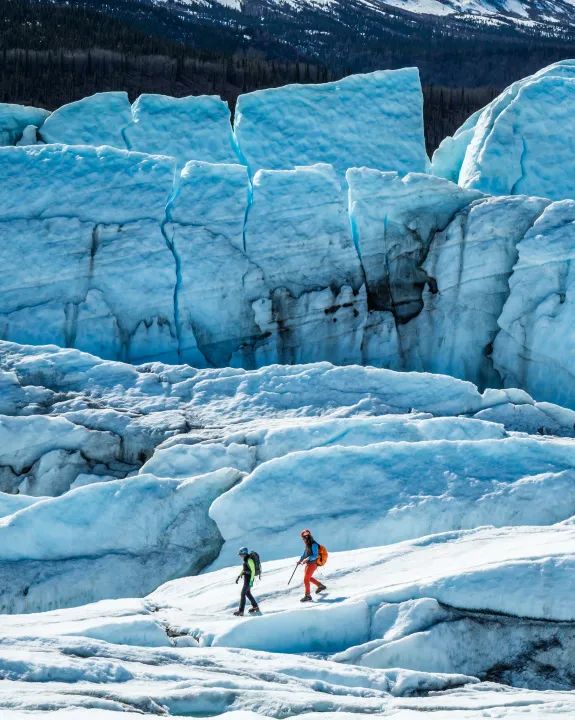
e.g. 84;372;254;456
432;60;575;200
1;63;575;410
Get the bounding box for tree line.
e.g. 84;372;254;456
0;0;569;152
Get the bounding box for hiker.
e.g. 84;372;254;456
298;528;327;602
234;546;260;616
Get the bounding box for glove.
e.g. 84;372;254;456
235;574;241;584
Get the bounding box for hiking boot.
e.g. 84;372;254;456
233;610;244;616
315;583;327;594
300;594;312;602
248;606;260;614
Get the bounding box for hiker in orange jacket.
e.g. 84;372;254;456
297;528;327;602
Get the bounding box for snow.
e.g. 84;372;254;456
0;468;240;612
1;522;573;715
1;340;575;715
1;340;575;615
433;61;575;201
234;69;428;178
0;103;49;146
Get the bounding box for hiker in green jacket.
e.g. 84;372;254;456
234;547;260;616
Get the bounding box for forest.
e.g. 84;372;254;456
1;0;573;152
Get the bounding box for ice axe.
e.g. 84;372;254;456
287;561;300;586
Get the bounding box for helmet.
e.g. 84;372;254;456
238;546;249;556
300;529;311;538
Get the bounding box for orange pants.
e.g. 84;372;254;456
304;562;321;595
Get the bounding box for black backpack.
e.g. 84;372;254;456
249;551;262;580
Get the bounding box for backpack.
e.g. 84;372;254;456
249;551;262;579
316;544;328;567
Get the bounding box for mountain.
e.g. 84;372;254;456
43;0;575;87
168;0;575;30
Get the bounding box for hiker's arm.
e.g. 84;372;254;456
307;543;319;562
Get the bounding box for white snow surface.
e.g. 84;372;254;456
0;341;575;715
1;339;575;615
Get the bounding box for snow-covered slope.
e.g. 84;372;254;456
153;0;575;33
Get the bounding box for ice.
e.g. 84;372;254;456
243;164;369;365
402;192;549;388
167;159;262;367
0;144;178;363
125;93;239;164
38;91;240;166
346;168;575;407
433;61;575;201
0;103;49;145
142;523;575;688
210;435;575;565
0;415;122;495
1;103;574;407
430;108;482;183
1;340;575;614
1;340;575;715
40;91;132;148
234;69;428;178
347;170;481;322
0;469;240;612
493;200;575;408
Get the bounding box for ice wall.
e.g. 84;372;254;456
0;144;178;362
432;60;575;201
36;91;239;165
15;69;429;174
1;62;575;408
0;103;49;146
347;170;575;405
234;69;428;178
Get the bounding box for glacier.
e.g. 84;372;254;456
1;145;575;406
1;61;575;719
432;60;575;200
234;69;428;178
1;340;575;718
0;64;574;408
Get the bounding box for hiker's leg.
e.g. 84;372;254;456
308;562;321;588
246;587;258;608
304;562;318;594
239;577;249;613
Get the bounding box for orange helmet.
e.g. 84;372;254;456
300;529;311;537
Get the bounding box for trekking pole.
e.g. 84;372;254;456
287;561;300;586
